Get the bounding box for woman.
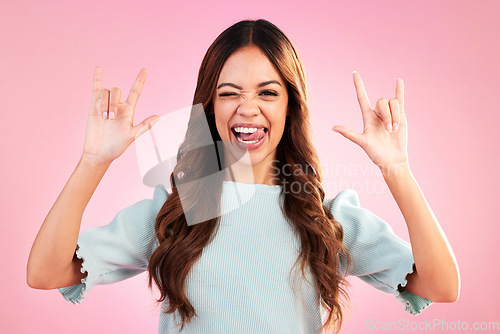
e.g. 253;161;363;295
27;19;460;334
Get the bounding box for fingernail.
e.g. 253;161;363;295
393;123;398;131
353;70;357;74
109;111;114;119
102;111;107;119
386;123;393;132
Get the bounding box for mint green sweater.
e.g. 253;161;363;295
59;181;432;333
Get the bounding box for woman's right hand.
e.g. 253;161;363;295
82;67;161;164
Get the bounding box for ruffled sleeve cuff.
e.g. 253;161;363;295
393;259;434;315
327;189;434;316
57;184;169;304
58;242;100;304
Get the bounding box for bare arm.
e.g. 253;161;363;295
382;163;460;302
27;67;160;290
26;155;110;289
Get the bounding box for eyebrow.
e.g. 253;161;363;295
217;80;282;89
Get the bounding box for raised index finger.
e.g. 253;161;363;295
396;78;405;112
125;68;148;108
92;66;102;103
353;71;372;113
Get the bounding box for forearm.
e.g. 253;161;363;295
27;154;111;287
381;163;460;301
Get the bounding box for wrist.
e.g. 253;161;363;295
80;153;112;170
379;161;411;180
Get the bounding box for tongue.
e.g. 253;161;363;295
239;128;265;141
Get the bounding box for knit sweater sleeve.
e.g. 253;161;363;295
326;189;433;315
58;185;169;304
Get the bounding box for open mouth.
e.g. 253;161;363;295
231;126;268;144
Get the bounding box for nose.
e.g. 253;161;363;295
237;96;260;117
237;96;260;118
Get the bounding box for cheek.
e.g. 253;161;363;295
213;103;231;139
270;102;288;131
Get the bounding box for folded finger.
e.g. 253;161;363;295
101;89;110;119
109;87;121;120
389;98;400;131
375;98;392;132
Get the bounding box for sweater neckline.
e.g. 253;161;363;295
222;180;282;193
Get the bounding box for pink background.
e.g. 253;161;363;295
2;0;498;333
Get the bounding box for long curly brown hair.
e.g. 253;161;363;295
147;19;350;334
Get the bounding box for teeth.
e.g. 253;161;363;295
231;126;266;145
238;138;259;144
233;127;258;134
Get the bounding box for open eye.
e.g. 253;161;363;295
260;90;278;96
259;90;279;100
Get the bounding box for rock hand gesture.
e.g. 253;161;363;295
82;67;160;165
332;71;460;303
333;71;407;173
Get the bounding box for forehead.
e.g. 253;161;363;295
217;46;284;86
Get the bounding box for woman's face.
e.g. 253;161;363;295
213;45;288;171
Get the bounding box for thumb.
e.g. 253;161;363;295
332;125;364;146
133;115;161;140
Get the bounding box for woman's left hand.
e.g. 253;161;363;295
332;72;408;172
